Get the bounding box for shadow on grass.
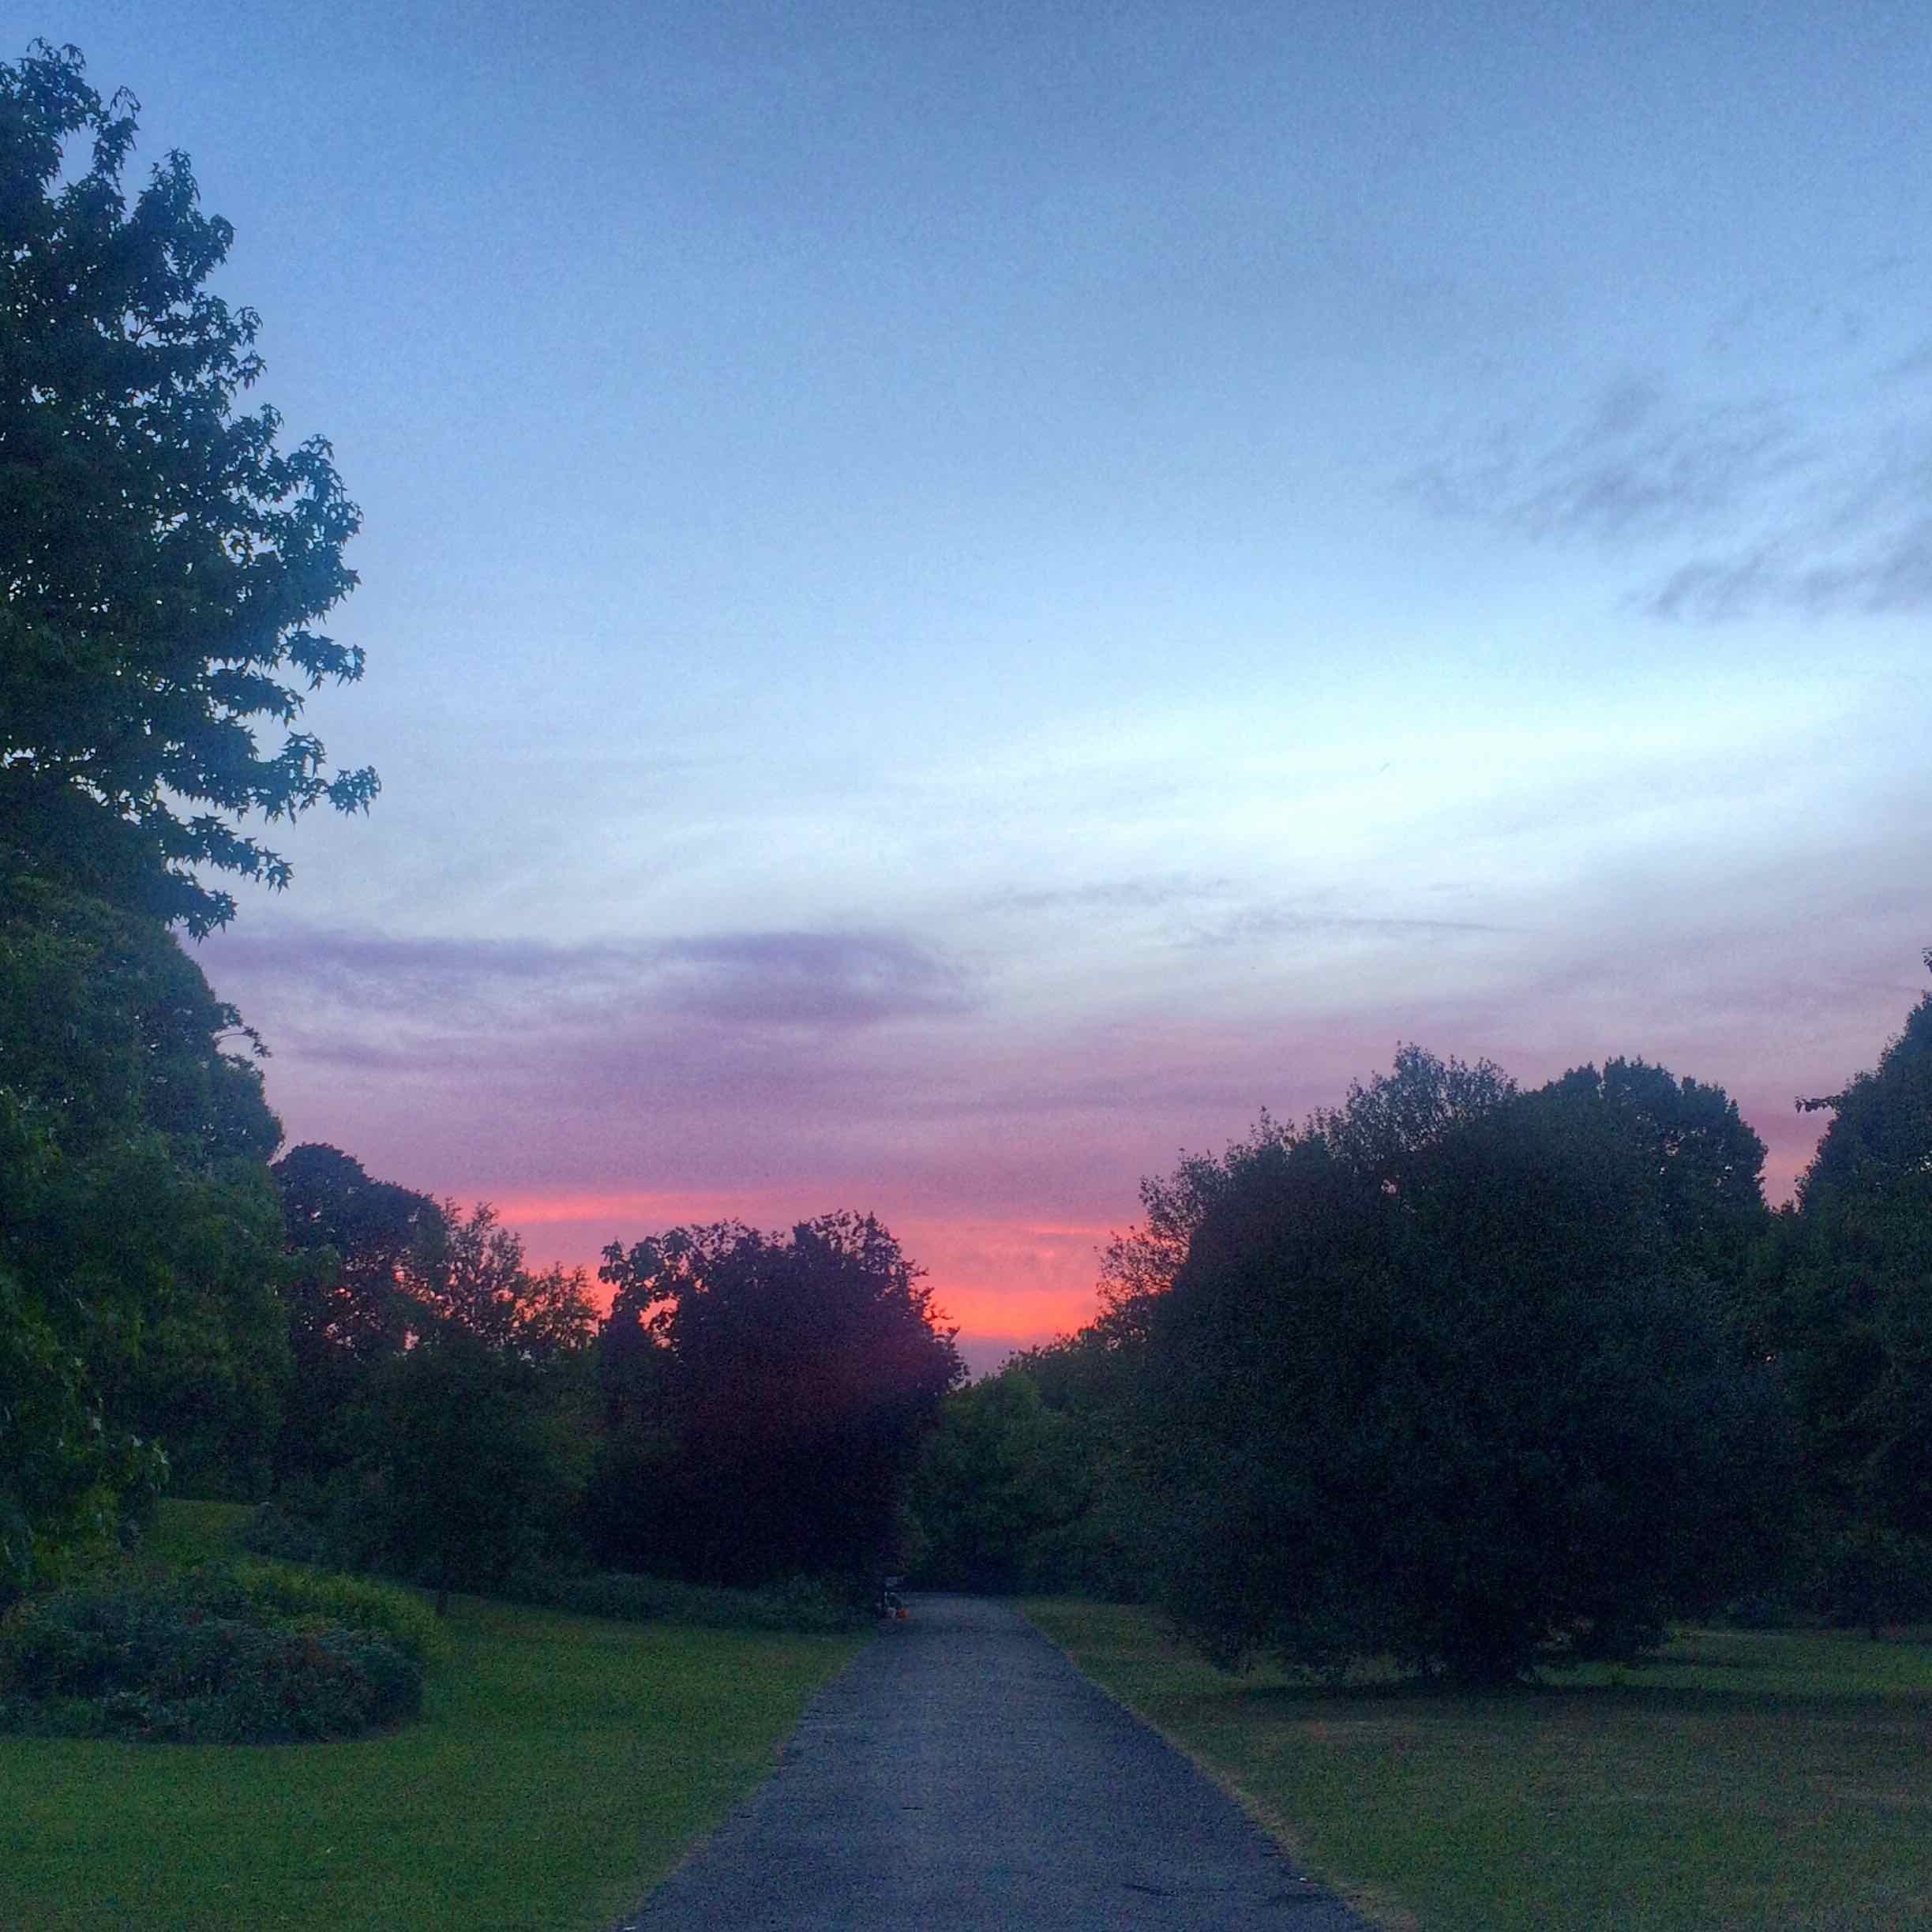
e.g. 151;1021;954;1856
1222;1673;1932;1724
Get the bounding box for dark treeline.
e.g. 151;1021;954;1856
906;1014;1932;1681
0;880;964;1604
255;1165;963;1608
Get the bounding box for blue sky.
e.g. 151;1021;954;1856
37;1;1932;1360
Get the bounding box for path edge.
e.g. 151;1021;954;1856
1013;1602;1417;1932
602;1625;883;1932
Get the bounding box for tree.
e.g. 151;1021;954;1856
1776;952;1932;1615
0;1087;160;1591
313;1199;595;1607
275;1146;437;1362
270;1144;441;1480
1095;1112;1293;1341
357;1328;586;1615
595;1214;963;1584
1310;1041;1517;1185
0;881;289;1577
1545;1056;1771;1307
1141;1060;1789;1682
1;41;374;935
403;1200;597;1364
906;1369;1082;1592
1096;1047;1514;1337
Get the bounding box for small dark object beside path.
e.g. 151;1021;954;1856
621;1593;1367;1930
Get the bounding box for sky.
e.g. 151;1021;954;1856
31;0;1932;1368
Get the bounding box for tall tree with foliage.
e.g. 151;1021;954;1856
403;1200;598;1363
1;39;377;1578
0;41;375;935
1777;952;1932;1620
0;882;289;1582
270;1144;441;1480
907;1369;1082;1592
595;1214;962;1584
319;1198;595;1604
357;1326;590;1615
1141;1058;1789;1682
906;1347;1149;1596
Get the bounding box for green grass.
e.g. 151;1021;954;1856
137;1495;251;1568
1024;1599;1932;1932
1;1504;866;1930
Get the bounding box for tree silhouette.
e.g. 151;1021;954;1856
1;42;374;933
595;1214;962;1583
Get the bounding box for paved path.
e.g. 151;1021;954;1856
624;1594;1367;1930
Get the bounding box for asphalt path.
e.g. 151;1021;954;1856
622;1594;1368;1930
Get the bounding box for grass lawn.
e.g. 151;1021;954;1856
1025;1598;1932;1932
2;1503;866;1931
137;1495;253;1568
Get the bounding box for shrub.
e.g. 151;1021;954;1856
238;1499;336;1567
240;1480;388;1574
185;1558;442;1664
1808;1523;1932;1633
512;1568;867;1634
0;1579;423;1742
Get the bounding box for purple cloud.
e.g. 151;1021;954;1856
652;931;971;1026
210;925;973;1037
1405;353;1932;620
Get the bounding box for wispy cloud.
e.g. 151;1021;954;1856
981;873;1236;915
1404;374;1803;547
1644;499;1932;623
652;931;971;1026
1182;906;1512;950
211;925;974;1035
1405;353;1932;621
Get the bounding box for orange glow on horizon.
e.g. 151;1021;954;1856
490;1187;756;1226
494;1189;1112;1352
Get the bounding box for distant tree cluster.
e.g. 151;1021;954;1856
907;1013;1932;1681
255;1161;959;1605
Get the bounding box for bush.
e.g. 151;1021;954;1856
0;1578;423;1742
239;1481;389;1574
512;1568;867;1634
185;1558;443;1665
238;1499;337;1567
1807;1524;1932;1633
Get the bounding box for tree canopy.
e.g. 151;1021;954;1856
972;1047;1792;1682
403;1200;597;1364
1778;955;1932;1582
0;41;374;934
595;1214;962;1583
0;880;288;1576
